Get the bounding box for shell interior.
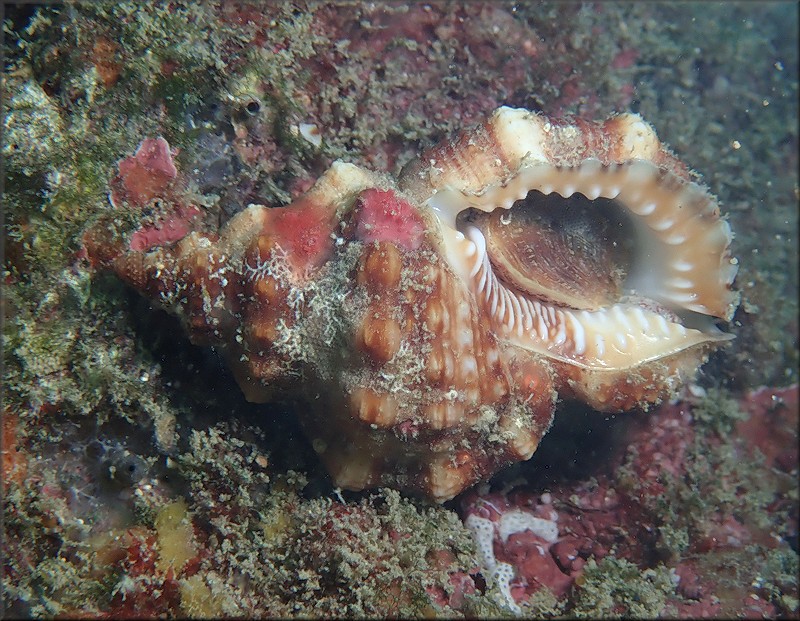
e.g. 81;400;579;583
428;158;738;372
458;191;635;311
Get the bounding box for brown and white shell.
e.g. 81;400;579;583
86;107;739;502
399;107;738;411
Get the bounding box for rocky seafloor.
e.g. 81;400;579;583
2;2;798;618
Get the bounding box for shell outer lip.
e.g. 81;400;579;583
406;113;739;373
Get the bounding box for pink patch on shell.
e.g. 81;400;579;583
354;188;425;251
267;196;337;271
129;205;202;251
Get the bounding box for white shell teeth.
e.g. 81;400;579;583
721;259;738;285
593;333;605;357
720;219;733;244
581;158;602;170
540;302;716;364
465;225;487;278
627;160;656;183
665;232;687;245
632;307;650;330
612;305;633;332
585;185;602;200
552;324;565;346
632;201;657;216
668;291;698;304
666;277;694;289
